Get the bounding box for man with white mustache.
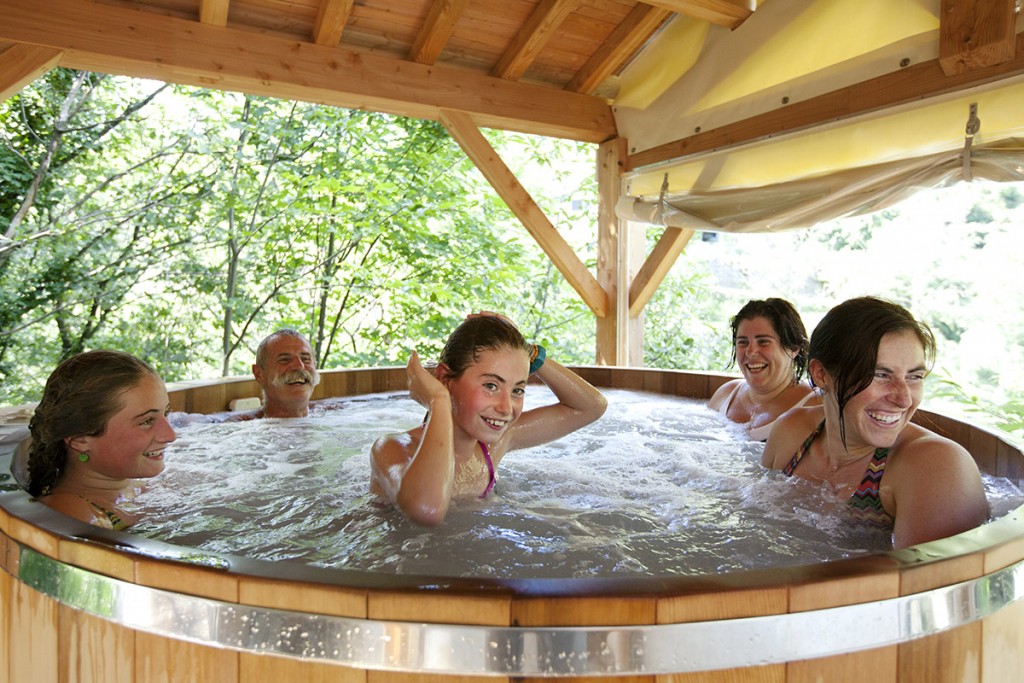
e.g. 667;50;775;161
228;329;323;420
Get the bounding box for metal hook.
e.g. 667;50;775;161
962;103;980;181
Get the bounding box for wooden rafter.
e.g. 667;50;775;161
313;0;356;48
408;0;471;65
627;30;1024;171
645;0;752;29
0;43;62;101
439;109;609;317
939;0;1016;76
492;0;581;81
0;0;616;143
199;0;230;26
628;227;694;316
566;4;672;94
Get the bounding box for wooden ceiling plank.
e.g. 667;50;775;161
939;0;1016;76
199;0;230;27
644;0;752;29
0;43;62;102
628;226;693;316
0;0;615;143
313;0;356;48
439;109;610;317
627;30;1024;171
492;0;582;81
566;4;672;94
408;0;472;65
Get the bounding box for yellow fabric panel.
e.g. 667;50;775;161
625;80;1024;197
613;17;710;110
691;0;938;114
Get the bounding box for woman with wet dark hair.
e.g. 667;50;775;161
762;297;989;549
708;298;817;440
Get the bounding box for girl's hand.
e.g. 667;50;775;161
407;351;449;409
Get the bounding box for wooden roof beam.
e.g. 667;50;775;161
0;0;615;143
0;43;62;101
939;0;1017;75
408;0;471;65
313;0;356;48
439;109;610;317
566;4;672;94
629;227;694;316
492;0;581;81
199;0;230;27
645;0;753;29
628;30;1024;171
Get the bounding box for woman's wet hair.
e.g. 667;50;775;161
438;316;530;379
809;296;936;447
27;350;159;497
729;298;809;382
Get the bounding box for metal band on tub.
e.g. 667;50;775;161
11;545;1024;676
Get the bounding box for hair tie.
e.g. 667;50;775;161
529;345;546;374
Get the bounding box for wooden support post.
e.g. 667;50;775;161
597;138;644;366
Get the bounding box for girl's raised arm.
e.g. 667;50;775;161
506;355;607;452
370;352;456;526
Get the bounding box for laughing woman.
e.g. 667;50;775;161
27;350;176;530
708;298;817;440
761;297;990;549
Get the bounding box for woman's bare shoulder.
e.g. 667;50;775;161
41;492;102;525
762;406;824;468
708;379;742;410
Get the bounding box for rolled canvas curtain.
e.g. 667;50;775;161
617;139;1024;233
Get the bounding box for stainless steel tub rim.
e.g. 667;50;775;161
11;543;1024;677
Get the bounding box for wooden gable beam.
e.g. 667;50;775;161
199;0;230;27
939;0;1016;75
313;0;356;48
645;0;753;29
492;0;581;81
0;0;615;143
408;0;471;65
439;109;609;317
566;4;672;95
628;30;1024;170
628;227;694;316
0;43;62;101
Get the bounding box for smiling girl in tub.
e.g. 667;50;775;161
26;350;176;530
708;298;818;441
371;312;608;526
761;297;990;549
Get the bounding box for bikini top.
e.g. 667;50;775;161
81;496;128;531
420;413;495;498
479;441;496;498
783;420;894;527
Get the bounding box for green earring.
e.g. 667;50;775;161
78;451;90;463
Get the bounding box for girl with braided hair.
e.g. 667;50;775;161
27;350;176;529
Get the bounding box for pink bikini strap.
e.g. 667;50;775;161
479;441;496;498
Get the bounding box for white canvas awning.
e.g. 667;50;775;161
614;0;1024;231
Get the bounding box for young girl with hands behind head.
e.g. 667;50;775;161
371;312;608;526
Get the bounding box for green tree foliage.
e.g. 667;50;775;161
0;72;596;404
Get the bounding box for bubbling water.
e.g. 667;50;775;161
132;389;1024;579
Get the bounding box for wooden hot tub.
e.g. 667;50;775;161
1;366;1022;682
